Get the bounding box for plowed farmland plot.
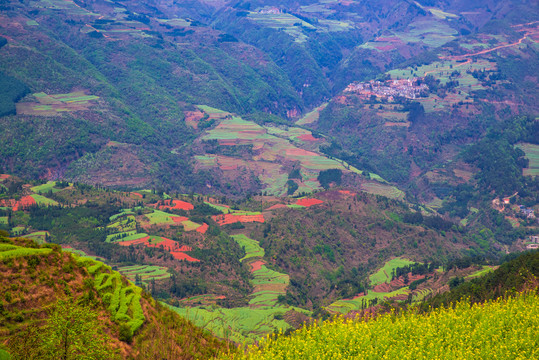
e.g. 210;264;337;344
212;212;265;226
16;91;99;116
294;198;324;207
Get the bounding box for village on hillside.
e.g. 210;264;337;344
345;78;429;100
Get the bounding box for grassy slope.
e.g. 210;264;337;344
0;236;228;359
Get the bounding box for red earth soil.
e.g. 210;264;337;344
285;148;318;157
13;196;37;211
171;252;200;262
0;174;10;180
220;165;238;170
266;204;288;210
118;236;200;262
196;223;209;234
211;213;265;226
295;198;324;207
157;199;194;211
297;133;321;142
0;196;38;211
250;260;265;272
131;192;143;198
338;190;357;196
171;216;189;223
375;45;396;51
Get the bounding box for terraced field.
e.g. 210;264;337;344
327;258;416;313
233;234;265;261
369;258;415;286
77;257;145;334
117;265;171;285
360;182;405;200
16;91;99;116
0;242;52;260
197;109;382;196
171;234;298;343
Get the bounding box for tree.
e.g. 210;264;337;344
8;299;118;360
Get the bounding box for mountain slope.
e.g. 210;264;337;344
0;235;228;359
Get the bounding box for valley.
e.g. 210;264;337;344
0;0;538;358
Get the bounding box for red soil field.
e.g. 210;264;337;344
0;196;38;211
250;260;265;272
171;252;200;262
220;165;238;170
285;148;318;157
171;216;189;223
118;236;151;247
196;223;209;234
169;199;194;210
153;199;194;211
218;140;237;146
118;236;200;262
297;133;321;142
375;45;396;51
338;190;357;196
0;174;10;180
131;192;143;198
295;198;324;207
211;213;265;226
266;204;288;210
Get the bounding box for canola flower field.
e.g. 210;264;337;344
225;291;539;359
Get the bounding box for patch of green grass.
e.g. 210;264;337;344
204;202;228;213
196;105;229;114
30;181;65;194
115;233;148;242
145;210;175;225
106;230;137;242
465;266;495;279
182;220;201;231
109;210;136;222
0;217;7;225
30;194;59;206
369;258;415;286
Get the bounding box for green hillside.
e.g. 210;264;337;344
0;235;228;359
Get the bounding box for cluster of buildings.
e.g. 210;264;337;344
344;78;429;100
519;205;536;220
258;7;282;14
526;235;539;250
